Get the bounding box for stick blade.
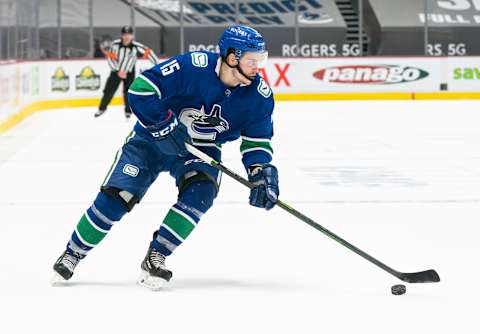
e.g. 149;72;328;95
398;269;440;283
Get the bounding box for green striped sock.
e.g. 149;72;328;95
162;208;197;241
75;213;108;247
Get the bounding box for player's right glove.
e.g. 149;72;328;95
248;163;279;210
141;110;191;157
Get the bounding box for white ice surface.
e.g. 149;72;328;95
0;101;479;333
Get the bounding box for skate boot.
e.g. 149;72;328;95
51;250;81;284
125;109;132;119
94;109;106;118
138;246;172;291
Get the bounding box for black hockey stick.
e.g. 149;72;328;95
186;143;440;284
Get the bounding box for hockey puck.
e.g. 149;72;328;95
391;284;406;295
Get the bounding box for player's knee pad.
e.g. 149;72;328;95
178;172;218;213
92;191;129;222
178;170;220;194
100;186;140;213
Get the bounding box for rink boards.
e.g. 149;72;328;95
2;56;480;133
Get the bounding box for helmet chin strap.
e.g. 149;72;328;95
235;64;256;82
224;59;255;82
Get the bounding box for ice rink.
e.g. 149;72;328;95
0;100;479;333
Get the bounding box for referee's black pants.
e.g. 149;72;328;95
98;70;135;114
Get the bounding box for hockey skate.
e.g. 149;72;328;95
94;109;106;118
125;109;132;120
138;246;172;291
51;250;80;285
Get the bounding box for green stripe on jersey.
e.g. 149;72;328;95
129;76;157;94
162;209;196;240
76;214;108;246
102;148;122;187
125;130;135;144
240;139;273;154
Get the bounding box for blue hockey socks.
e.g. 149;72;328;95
67;191;128;258
151;180;216;256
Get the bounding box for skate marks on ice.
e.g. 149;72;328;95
49;276;306;292
50;279;136;289
165;277;308;292
300;165;426;188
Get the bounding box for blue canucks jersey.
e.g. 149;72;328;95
59;50;276;268
127;51;274;169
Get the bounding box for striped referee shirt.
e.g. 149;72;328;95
106;39;159;73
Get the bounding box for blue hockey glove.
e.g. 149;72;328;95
248;164;279;210
142;111;191;157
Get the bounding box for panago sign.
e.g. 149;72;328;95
256;58;439;93
313;65;430;84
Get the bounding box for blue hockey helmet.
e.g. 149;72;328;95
218;25;266;60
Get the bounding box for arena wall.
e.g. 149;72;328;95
1;56;480;134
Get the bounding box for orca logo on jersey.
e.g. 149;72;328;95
179;104;229;141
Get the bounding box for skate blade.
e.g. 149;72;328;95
137;270;167;291
50;272;67;286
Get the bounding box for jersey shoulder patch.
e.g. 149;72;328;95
190;52;209;68
257;77;272;98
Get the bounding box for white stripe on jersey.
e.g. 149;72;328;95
108;40;157;72
119;48;129;72
125;54;137;73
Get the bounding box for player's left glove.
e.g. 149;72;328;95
140;110;192;157
248;164;279;210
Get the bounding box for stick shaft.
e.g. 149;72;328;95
211;157;400;277
185;143;439;283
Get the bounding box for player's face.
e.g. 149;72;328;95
121;33;134;45
238;51;268;76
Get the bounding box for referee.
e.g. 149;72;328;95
95;26;159;119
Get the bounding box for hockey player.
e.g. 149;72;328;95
52;25;280;290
